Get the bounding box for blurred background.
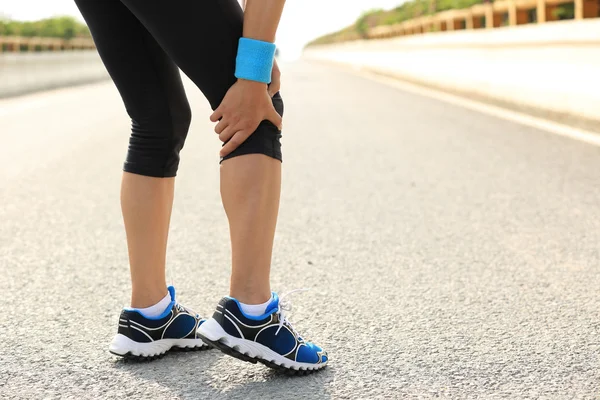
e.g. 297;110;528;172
1;0;599;399
2;0;600;121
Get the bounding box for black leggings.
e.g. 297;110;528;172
75;0;284;178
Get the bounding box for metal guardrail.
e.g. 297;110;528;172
363;0;598;39
0;36;95;52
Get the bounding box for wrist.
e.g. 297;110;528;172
235;38;276;84
236;78;268;89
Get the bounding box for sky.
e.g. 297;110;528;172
0;0;403;59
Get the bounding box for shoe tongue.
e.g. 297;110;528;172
167;286;176;302
264;292;279;314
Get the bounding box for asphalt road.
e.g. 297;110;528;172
1;61;599;399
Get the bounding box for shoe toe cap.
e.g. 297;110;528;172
296;341;327;364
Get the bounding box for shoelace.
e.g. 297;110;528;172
176;303;199;319
275;288;310;336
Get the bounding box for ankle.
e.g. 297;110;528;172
131;286;168;308
237;293;274;316
229;288;271;305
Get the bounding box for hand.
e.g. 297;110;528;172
268;59;281;97
211;79;283;158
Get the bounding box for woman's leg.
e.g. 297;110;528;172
221;155;281;304
76;0;211;359
121;174;173;308
75;0;191;308
120;0;284;304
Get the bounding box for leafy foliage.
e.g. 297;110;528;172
356;9;385;37
0;16;91;39
307;0;492;46
554;3;575;19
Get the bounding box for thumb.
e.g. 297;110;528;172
268;107;283;131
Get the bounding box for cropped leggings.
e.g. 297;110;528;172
75;0;284;177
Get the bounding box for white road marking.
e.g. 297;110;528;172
351;67;600;148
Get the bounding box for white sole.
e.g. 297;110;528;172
197;318;327;371
109;334;207;358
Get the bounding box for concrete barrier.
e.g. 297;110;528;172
0;50;109;98
304;19;600;123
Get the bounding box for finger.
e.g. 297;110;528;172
218;124;237;143
220;130;249;157
210;107;223;123
267;107;283;131
214;118;228;134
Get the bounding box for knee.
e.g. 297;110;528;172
124;104;192;178
221;92;284;163
170;102;192;148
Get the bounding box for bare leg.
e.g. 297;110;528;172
221;154;281;305
121;172;174;308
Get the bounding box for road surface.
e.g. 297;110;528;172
1;61;599;399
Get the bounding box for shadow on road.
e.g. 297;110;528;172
112;349;334;399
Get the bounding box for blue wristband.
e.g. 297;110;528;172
235;38;276;84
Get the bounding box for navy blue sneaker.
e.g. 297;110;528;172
197;291;328;374
109;286;209;360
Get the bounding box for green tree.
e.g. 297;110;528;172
554;3;575;19
356;9;384;37
306;0;496;46
0;16;90;39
